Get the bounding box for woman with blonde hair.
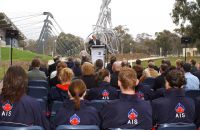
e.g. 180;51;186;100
56;68;74;91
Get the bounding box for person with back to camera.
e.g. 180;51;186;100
0;66;50;130
85;69;118;100
27;58;47;81
52;79;100;129
100;67;152;129
54;68;74;100
152;69;195;127
49;61;67;87
81;62;96;89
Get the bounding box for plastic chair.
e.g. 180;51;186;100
51;101;64;120
0;126;44;130
185;90;200;100
36;98;47;115
89;100;111;112
28;80;48;88
157;123;196;130
55;125;99;130
27;86;48;100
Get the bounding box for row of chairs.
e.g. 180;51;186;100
0;123;197;130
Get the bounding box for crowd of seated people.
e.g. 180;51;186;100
0;55;200;130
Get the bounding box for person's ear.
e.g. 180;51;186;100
118;80;122;89
135;79;139;86
165;80;170;89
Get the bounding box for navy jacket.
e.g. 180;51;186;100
0;95;50;130
100;93;152;129
53;100;100;129
86;81;118;100
195;97;200;128
152;88;195;125
110;71;119;89
81;75;97;89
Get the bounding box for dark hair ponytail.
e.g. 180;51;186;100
68;79;86;110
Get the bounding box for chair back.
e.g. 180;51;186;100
36;98;48;116
55;125;99;130
0;126;44;130
27;86;48;100
157;123;196;130
51;101;64;119
109;128;145;130
28;80;48;88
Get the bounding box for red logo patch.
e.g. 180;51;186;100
2;102;13;112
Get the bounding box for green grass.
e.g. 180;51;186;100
0;47;52;80
1;47;51;61
140;56;200;67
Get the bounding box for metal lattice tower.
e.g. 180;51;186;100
37;12;53;54
87;0;119;53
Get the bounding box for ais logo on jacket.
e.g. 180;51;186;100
127;108;138;125
1;101;13;117
175;103;185;118
102;90;109;100
70;114;80;125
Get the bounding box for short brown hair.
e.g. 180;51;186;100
59;68;74;82
166;69;186;88
68;79;86;110
96;69;110;82
118;67;137;90
31;58;40;68
1;66;27;103
81;62;94;76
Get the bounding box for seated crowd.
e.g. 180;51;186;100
0;55;200;130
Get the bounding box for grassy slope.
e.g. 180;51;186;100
1;47;51;61
0;47;51;79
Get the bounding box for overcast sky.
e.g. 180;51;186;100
0;0;177;40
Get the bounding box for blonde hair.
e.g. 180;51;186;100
81;62;94;76
59;68;74;82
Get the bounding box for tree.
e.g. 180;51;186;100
114;25;134;54
155;30;181;56
56;32;84;56
171;0;200;50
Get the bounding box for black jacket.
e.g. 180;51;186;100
152;88;195;125
100;93;152;129
53;100;100;129
86;81;118;100
0;95;50;130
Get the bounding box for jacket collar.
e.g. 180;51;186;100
98;81;110;87
119;93;139;101
164;88;185;97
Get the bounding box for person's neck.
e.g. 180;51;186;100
121;88;135;95
70;97;84;100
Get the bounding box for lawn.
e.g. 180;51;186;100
140;56;200;68
0;47;52;80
